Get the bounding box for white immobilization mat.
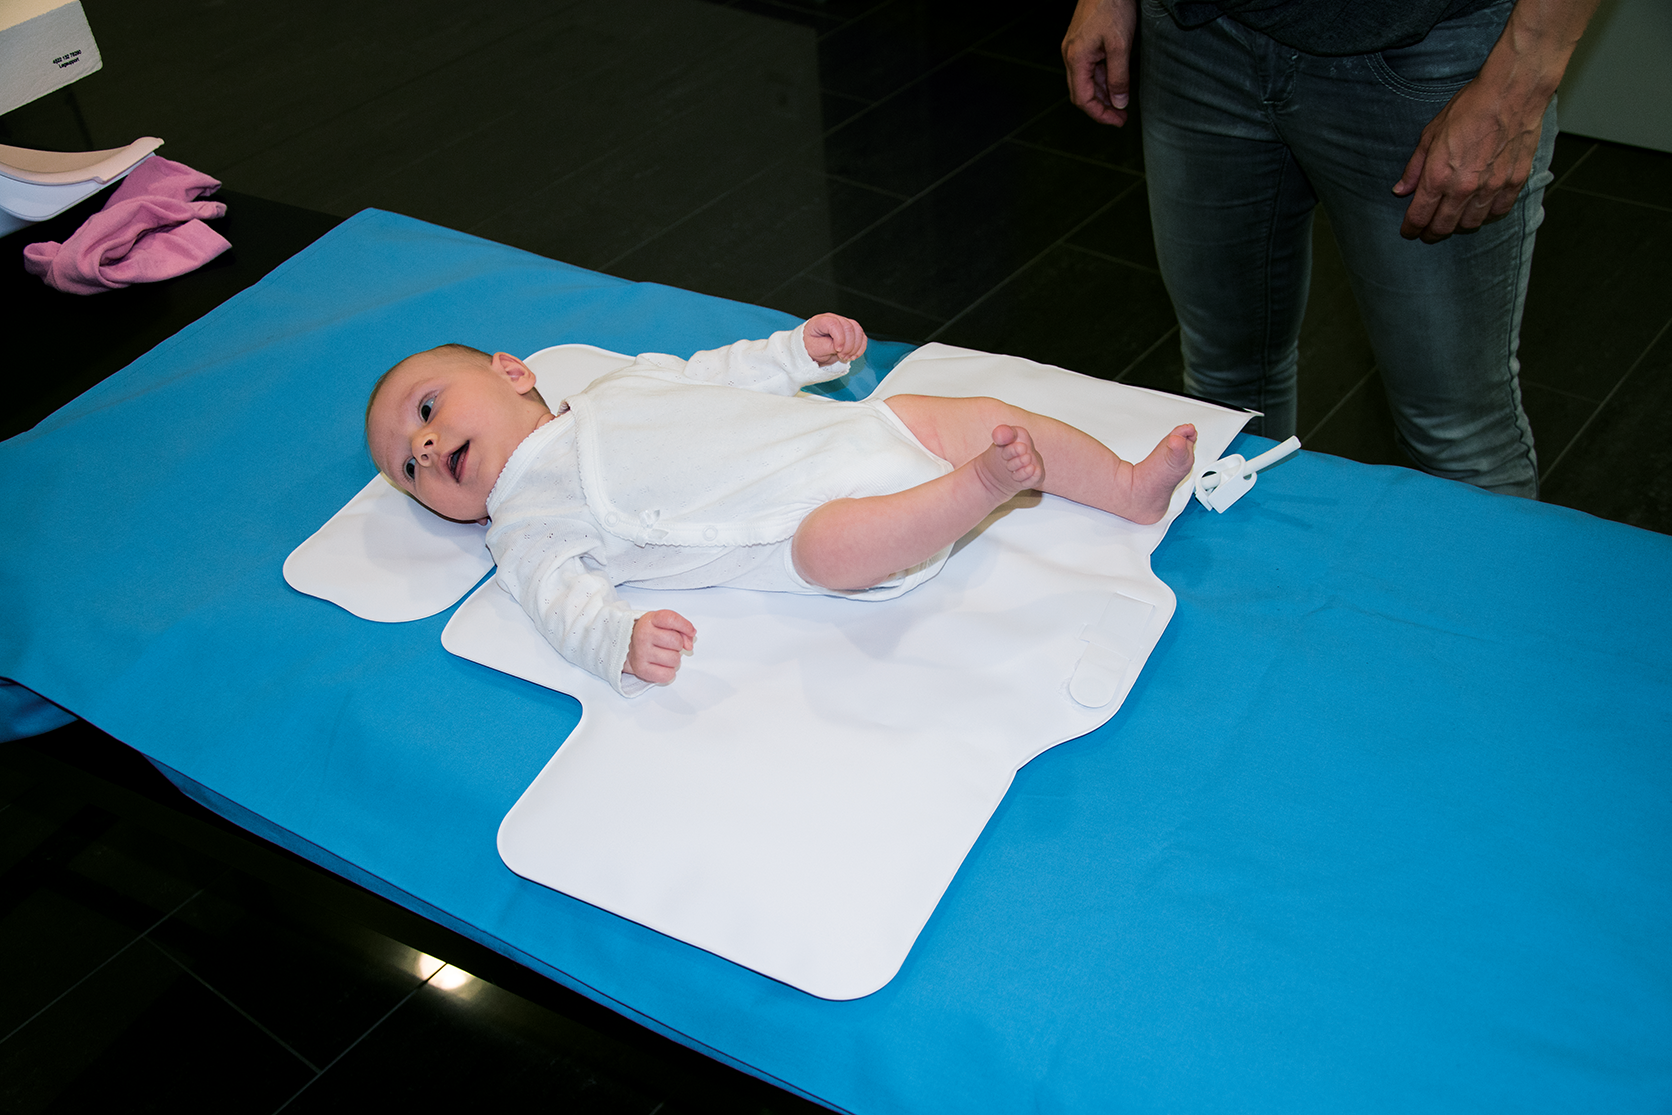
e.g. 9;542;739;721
287;342;1252;999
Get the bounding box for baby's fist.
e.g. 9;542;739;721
626;609;696;685
804;313;867;367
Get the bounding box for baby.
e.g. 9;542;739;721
366;314;1197;695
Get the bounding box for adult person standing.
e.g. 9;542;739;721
1062;0;1600;497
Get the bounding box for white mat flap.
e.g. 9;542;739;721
283;475;492;623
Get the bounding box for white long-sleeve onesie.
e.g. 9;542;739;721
485;326;953;695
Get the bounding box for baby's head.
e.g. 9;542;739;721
365;344;552;523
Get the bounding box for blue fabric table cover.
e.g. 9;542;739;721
2;209;1668;1113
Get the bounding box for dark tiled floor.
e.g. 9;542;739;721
3;0;1670;1108
1;726;823;1113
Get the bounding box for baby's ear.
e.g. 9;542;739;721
491;352;538;393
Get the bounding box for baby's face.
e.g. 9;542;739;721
367;349;548;523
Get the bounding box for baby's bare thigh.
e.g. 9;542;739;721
882;394;1022;466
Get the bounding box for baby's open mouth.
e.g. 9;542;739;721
448;442;467;481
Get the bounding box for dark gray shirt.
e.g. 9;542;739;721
1160;0;1504;55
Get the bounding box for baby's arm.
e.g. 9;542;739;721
497;535;690;694
676;315;864;395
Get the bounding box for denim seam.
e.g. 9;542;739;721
1504;176;1540;489
1256;142;1298;419
1366;52;1469;102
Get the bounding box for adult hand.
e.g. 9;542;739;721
1392;0;1600;243
1391;73;1552;243
804;312;867;366
1063;0;1138;126
626;609;695;685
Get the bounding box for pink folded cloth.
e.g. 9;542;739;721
23;156;230;295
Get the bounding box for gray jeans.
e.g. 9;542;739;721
1139;0;1552;496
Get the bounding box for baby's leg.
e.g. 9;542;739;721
883;395;1197;525
792;426;1044;592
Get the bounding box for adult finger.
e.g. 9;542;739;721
1392;129;1432;199
1062;0;1133;126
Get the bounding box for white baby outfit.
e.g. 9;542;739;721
485;325;954;695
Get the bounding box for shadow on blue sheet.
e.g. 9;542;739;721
1;210;1669;1113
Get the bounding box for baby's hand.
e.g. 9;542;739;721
626;609;696;685
803;313;867;367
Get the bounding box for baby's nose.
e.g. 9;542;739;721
410;430;437;465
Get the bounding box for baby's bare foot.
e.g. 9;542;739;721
1123;423;1197;525
973;424;1045;500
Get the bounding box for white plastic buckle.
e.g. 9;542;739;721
1194;436;1301;513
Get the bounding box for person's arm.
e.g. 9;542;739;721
1063;0;1139;126
1393;0;1602;243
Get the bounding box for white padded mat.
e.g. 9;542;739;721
474;344;1251;998
287;341;1251;998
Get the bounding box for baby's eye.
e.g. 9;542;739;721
419;397;435;422
404;457;416;481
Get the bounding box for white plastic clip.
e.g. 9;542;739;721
1194;436;1301;513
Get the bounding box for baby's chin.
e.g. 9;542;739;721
398;486;487;525
426;501;490;525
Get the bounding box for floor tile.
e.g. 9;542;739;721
814;0;1019;100
829;140;1136;320
283;978;669;1113
1541;323;1672;533
63;816;222;914
730;0;847;35
1300;369;1413;469
611;165;903;303
219;8;635;214
821;50;1062;197
1519;382;1597;484
145;874;428;1070
1546;132;1595;185
820;87;876;129
932;241;1177;380
1014;96;1146;173
972;5;1078;72
65;0;558;164
0;937;314;1114
0;797;221;1038
759;0;893;22
463;15;829;268
1554;137;1672;211
765;272;944;341
1009;98;1143;174
0;771;76;875
1066;176;1157;269
1;886;147;1041
1519;188;1672;400
1115;328;1189;393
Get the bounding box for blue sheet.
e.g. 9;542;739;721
3;209;1669;1113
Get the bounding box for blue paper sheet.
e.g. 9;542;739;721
3;209;1669;1113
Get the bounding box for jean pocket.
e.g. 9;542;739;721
1369;1;1509;101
